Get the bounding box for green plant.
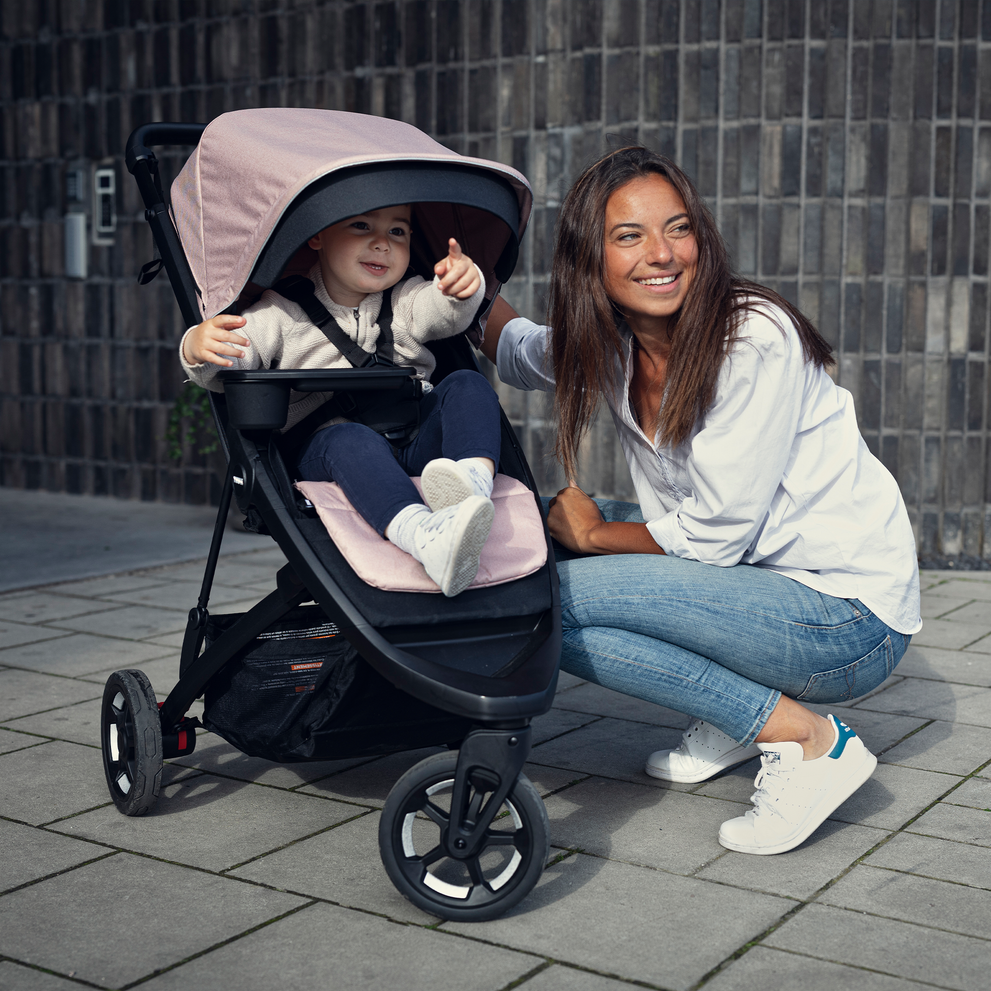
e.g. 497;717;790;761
166;380;219;462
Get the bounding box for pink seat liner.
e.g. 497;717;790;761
294;475;548;594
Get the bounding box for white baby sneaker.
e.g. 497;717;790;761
717;714;877;855
421;458;493;511
645;719;762;783
412;495;494;597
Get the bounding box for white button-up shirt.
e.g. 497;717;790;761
496;303;922;635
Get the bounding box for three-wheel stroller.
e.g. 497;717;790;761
99;109;561;921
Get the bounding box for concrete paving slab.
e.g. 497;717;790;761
0;593;123;625
541;777;728;873
549;681;689;727
521;761;590;797
77;652;182;696
895;644;991;686
44;603;189;640
0;961;92;991
0;668;102;721
0;819;108;893
0;739;113;825
296;747;446;806
531;705;601;744
944;775;991;810
51;770;361;872
0;487;268;592
0;620;70;651
922;594;980;619
924;577;991;601
697;820;888;899
906;802;991;846
4;697;104;746
911;617;991;650
935;600;991;625
554;671;587;692
0;727;46;754
138;558;282;587
828;763;962;830
229;809;439;924
857;678;991;726
528;716;686;788
107;579;256;610
817;864;991;940
881;721;991;775
764;902;990;990
864;831;991;888
44;573;172;598
962;633;991;654
515;965;640;991
703;945;937;991
137;901;538;991
443;854;795;990
0;852;306;988
0;631;174;677
168;731;375;787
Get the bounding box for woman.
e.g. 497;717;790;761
481;147;921;856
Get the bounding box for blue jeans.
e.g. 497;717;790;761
298;369;501;535
552;499;911;746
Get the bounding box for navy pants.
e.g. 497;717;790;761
297;369;501;535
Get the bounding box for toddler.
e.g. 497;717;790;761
180;205;500;596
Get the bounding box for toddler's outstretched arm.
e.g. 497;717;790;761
182;314;251;367
434;238;481;299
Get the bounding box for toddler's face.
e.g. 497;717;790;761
309;205;412;307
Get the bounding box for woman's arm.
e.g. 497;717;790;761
478;294;519;365
548;485;666;555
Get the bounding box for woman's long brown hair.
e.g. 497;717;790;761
548;147;833;479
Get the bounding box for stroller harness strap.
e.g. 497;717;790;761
272;276;423;461
274;274;400;369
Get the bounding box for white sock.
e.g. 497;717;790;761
457;458;494;499
385;503;431;559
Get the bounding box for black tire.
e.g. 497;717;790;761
100;670;163;816
379;751;549;922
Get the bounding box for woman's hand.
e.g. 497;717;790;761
548;483;667;555
182;315;250;367
547;484;607;553
435;238;481;299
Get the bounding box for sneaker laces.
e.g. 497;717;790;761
747;751;790;822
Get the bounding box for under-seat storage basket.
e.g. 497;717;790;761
202;605;472;762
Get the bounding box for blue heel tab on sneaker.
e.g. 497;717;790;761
827;715;857;759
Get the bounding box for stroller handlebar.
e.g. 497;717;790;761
125;122;206;174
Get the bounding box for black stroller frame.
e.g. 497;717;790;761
99;119;561;922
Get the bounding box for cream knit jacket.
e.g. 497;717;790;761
179;263;485;431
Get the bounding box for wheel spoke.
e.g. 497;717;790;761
466;856;491;891
421;800;450;829
418;844;445;868
482;830;517;847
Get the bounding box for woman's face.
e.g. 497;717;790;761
602;174;698;337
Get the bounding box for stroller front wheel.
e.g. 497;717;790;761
379;751;549;922
100;670;163;816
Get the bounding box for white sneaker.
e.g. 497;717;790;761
413;495;494;597
645;719;762;783
421;458;492;511
717;715;877;855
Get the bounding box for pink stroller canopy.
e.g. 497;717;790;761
170;108;533;319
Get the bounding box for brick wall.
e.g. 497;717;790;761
2;0;990;564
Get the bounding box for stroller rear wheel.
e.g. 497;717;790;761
379;751;549;922
100;670;163;816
